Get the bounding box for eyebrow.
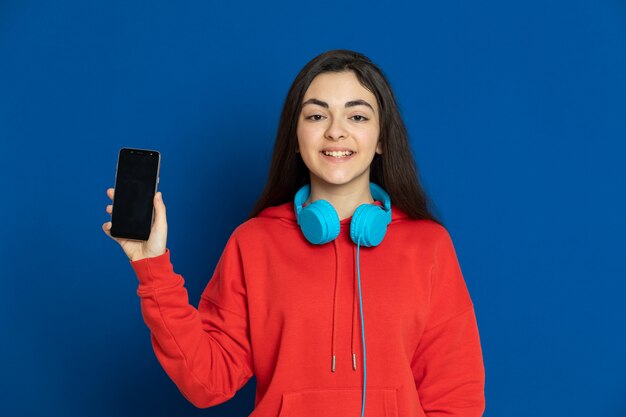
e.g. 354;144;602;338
302;98;375;113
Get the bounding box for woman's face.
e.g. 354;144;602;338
297;71;381;194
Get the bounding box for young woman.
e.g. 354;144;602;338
103;50;485;417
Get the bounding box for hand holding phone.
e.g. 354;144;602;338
102;148;168;262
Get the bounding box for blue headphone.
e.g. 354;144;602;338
294;182;392;247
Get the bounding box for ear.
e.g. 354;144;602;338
375;141;382;155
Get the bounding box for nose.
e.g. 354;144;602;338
324;117;347;141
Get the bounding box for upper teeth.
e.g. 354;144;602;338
323;150;353;157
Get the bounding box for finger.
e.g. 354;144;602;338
106;204;112;214
102;221;113;238
107;188;115;200
153;192;167;228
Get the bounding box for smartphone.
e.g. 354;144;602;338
110;148;161;241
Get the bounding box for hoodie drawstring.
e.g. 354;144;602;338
331;238;363;373
351;244;359;371
330;232;368;417
331;240;340;372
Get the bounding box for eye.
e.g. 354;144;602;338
350;115;369;122
306;114;326;121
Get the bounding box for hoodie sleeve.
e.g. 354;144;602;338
131;237;254;409
410;228;486;417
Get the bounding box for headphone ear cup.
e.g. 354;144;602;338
350;205;389;247
299;200;341;245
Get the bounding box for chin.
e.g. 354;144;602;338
311;172;371;189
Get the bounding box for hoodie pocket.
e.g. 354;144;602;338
278;388;399;417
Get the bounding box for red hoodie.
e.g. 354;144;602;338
130;202;485;417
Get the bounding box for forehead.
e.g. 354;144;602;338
303;71;377;105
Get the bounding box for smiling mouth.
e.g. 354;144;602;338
321;150;355;158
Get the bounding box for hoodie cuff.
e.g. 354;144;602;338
130;249;181;293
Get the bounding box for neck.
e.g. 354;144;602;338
307;177;374;220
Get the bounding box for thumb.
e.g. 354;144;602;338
153;192;167;227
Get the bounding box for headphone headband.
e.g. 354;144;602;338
368;182;392;222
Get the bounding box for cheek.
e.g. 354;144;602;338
295;131;312;167
370;126;381;153
355;129;381;152
296;124;317;150
296;126;303;145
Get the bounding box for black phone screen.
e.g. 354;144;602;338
110;148;160;241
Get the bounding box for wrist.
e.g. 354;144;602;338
130;249;167;263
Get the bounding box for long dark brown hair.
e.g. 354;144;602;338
249;49;442;225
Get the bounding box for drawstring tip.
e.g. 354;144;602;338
352;353;357;370
331;355;336;372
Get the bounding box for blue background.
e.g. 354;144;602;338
1;0;625;416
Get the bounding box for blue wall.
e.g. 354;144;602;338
1;1;625;416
